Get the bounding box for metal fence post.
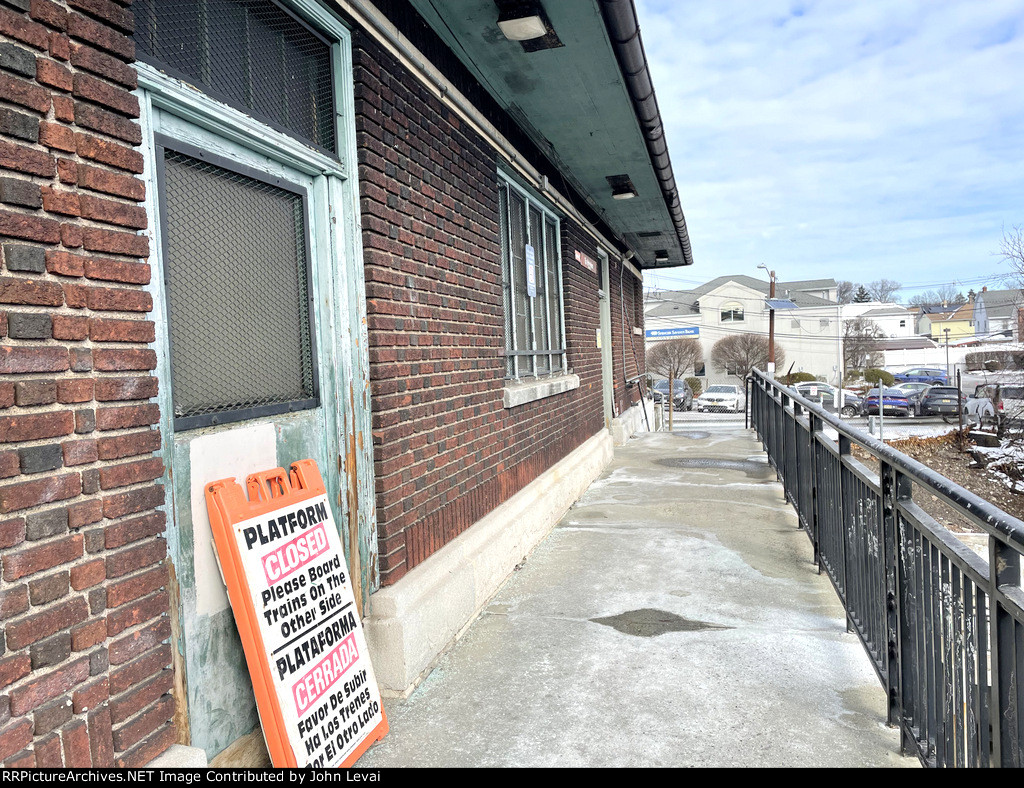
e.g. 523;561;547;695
881;460;911;730
988;536;1021;767
838;433;852;634
808;410;821;571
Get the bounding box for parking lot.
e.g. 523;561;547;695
650;402;961;441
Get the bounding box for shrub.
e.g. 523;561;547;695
685;377;703;395
965;350;1024;372
864;368;895;387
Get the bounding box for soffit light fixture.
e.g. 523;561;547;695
496;1;563;51
655;249;670;263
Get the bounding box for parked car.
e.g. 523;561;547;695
893;367;949;385
893;382;932;415
966;382;1024;428
651;379;693;411
792;382;862;418
862;388;913;417
696;384;745;413
917;386;965;423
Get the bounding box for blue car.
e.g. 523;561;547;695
892;367;949;385
863;388;913;417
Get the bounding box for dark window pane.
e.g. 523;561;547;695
162;150;316;426
508;193;533;375
529;206;549;374
499;186;515;377
135;0;336;152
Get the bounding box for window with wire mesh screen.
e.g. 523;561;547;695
159;146;318;430
134;0;336;154
498;178;565;380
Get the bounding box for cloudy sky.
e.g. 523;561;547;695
636;0;1024;300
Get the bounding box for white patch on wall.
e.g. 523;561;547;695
189;423;277;616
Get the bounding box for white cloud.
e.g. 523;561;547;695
637;0;1024;297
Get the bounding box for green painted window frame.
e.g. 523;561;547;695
498;173;567;381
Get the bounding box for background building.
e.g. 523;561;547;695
645;276;842;386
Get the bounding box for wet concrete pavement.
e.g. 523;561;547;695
360;427;918;768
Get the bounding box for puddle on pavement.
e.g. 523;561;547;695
590;608;730;637
655;457;775;479
677;431;712;440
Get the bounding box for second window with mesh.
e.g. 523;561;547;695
159;143;319;430
498;178;566;380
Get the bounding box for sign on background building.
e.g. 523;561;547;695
646;326;700;339
206;460;388;767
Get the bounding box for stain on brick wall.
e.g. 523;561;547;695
0;0;173;768
354;33;624;586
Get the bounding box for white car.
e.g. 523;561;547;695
966;382;1024;428
792;382;862;418
696;384;745;413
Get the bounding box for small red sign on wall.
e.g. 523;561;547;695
575;250;597;273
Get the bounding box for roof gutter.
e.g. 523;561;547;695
599;0;693;267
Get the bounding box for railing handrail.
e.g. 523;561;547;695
751;369;1024;551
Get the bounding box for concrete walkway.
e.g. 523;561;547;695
360;428;918;768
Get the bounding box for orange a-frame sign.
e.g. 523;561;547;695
205;459;388;768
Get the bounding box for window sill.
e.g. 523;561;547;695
503;373;580;409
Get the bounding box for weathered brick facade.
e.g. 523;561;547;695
0;0;172;767
0;0;653;766
354;31;644;587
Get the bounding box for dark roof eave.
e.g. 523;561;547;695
599;0;693;268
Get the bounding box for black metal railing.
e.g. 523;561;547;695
749;370;1024;768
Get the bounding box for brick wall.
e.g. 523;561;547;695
0;0;172;768
354;32;615;587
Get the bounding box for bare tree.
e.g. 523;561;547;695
936;283;961;305
907;285;960;307
647;338;702;431
868;278;902;303
1001;224;1024;278
711;334;784;382
843;317;885;370
907;290;940;307
836;281;855;304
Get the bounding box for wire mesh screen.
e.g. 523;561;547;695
134;0;336;153
162;149;317;429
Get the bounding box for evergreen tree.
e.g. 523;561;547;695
853;285;871;303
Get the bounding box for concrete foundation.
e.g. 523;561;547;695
610;400;651;445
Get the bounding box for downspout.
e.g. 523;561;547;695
600;0;694;267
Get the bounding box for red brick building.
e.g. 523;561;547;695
0;0;692;766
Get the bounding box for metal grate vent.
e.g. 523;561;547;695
135;0;336;152
161;148;317;430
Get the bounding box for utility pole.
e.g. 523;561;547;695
944;327;951;379
758;264;777;378
836;302;843;388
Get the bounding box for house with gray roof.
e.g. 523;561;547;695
974;288;1023;339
